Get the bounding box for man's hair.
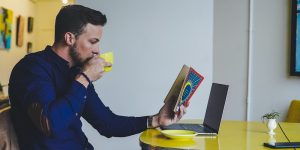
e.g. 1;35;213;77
54;5;107;43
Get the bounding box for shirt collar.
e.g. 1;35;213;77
44;45;83;76
44;45;70;70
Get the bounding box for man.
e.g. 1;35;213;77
9;4;185;150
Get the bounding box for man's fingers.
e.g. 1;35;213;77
180;105;186;114
183;107;187;115
104;62;112;67
174;105;185;121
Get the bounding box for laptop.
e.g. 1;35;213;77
161;83;229;135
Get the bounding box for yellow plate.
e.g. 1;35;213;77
160;130;197;140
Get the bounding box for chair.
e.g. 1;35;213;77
286;100;300;123
1;84;18;149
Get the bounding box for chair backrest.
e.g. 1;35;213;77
0;110;19;150
286;100;300;123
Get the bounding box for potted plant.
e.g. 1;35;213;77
262;111;280;135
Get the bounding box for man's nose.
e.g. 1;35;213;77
93;47;100;55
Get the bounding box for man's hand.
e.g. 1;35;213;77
82;56;112;81
149;101;186;128
76;56;112;87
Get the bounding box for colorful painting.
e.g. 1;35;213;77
291;0;300;75
0;7;13;50
16;15;24;47
27;17;33;33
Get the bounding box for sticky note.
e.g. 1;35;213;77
100;52;114;72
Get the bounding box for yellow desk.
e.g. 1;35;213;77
279;122;300;142
139;120;300;150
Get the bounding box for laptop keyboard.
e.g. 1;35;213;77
180;124;202;130
162;124;214;133
181;124;214;133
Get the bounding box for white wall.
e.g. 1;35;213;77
77;0;213;149
213;0;249;120
250;0;300;121
35;1;63;50
35;0;75;51
0;0;36;95
214;0;300;121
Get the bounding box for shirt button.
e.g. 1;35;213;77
84;96;87;99
76;113;78;116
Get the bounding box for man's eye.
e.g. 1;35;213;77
90;40;99;44
90;41;97;44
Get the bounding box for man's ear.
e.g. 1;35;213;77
64;32;76;46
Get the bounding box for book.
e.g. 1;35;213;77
164;65;204;112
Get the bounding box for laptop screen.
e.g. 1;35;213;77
203;83;229;133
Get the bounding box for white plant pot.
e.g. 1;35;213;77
268;134;276;145
267;119;277;135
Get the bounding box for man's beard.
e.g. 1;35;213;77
69;45;91;68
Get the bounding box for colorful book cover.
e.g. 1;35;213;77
163;65;204;113
175;67;204;112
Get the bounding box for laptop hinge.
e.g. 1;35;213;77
203;123;218;133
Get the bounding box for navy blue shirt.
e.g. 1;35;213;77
9;46;147;150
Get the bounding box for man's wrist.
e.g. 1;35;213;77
147;115;159;128
75;73;90;88
80;72;91;84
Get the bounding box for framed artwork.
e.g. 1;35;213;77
291;0;300;76
27;42;32;54
16;15;24;47
27;17;33;33
0;7;13;50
